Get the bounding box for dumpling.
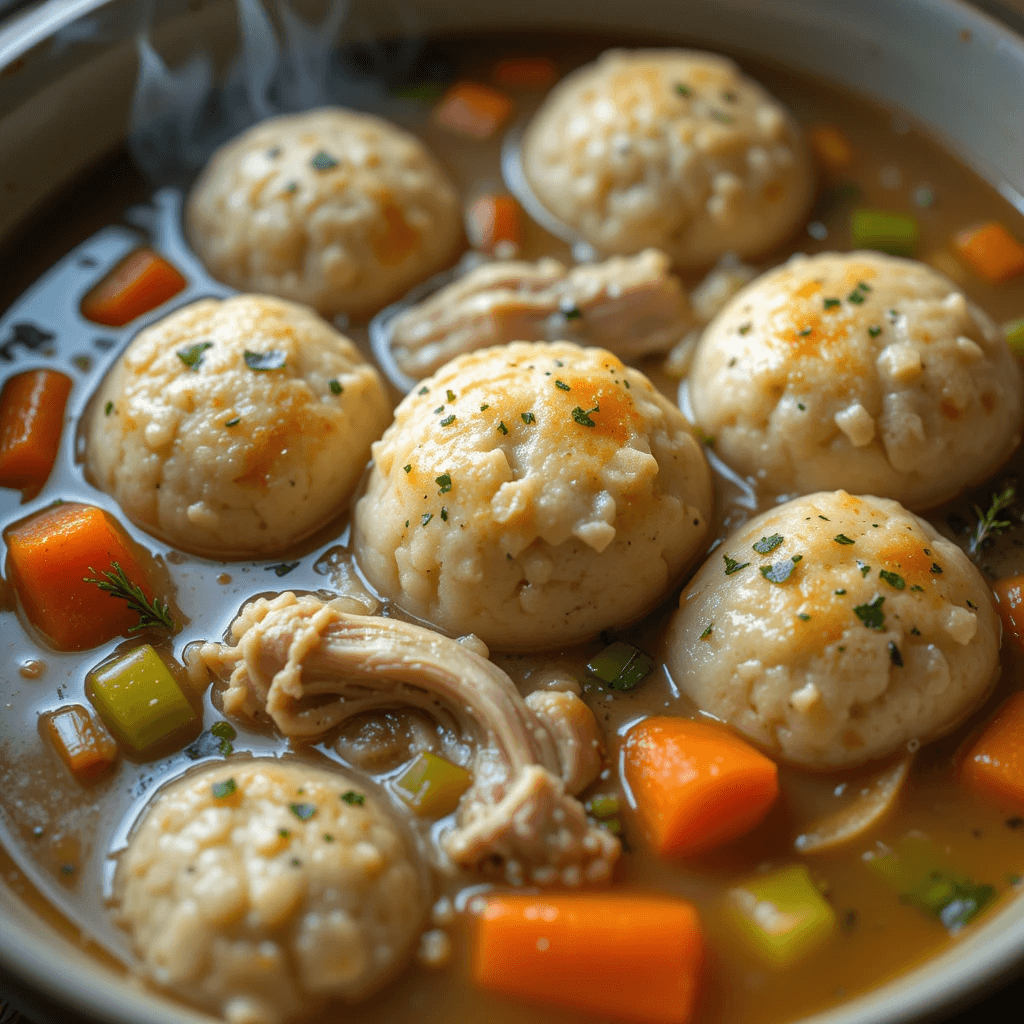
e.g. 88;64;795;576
686;251;1024;509
186;107;462;317
87;294;390;556
353;340;713;649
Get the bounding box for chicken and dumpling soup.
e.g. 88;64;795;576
5;27;1024;1024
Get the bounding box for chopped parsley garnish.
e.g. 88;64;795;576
853;594;885;630
497;421;509;435
674;82;693;97
930;562;944;574
521;412;536;424
738;322;752;335
480;404;489;411
798;613;811;621
797;403;806;411
225;417;241;427
723;554;750;575
911;584;924;592
555;379;571;391
440;507;448;521
264;561;299;577
753;533;784;554
84;561;176;632
289;802;316;821
104;401;114;416
856;559;871;577
418;386;429;395
711;109;735;124
329;379;343;394
279;829;290;838
434;406;445;415
244;349;287;371
212;778;237;800
440;414;456;427
324;834;334;842
834;534;855;545
446;389;456;402
435;473;452;493
798;326;812;337
888;641;903;667
572;406;596;427
286;181;298;194
310;150;338;171
586;641;654;690
403;464;412;473
699;623;713;640
341;790;365;805
421;513;433;526
760;554;802;584
848;289;866;304
868;325;882;338
834;588;847;595
211;721;235;756
563;304;582;320
177;341;213;370
879;570;905;590
911;626;921;635
823;298;841;310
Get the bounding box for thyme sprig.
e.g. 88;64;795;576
968;482;1016;558
84;561;176;632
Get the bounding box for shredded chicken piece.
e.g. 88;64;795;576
199;592;618;886
388;248;692;378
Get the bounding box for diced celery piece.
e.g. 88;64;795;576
725;864;836;967
1005;319;1024;357
393;751;471;817
586;641;654;691
851;209;919;257
864;833;995;933
87;644;196;753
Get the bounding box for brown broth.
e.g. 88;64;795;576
2;29;1024;1024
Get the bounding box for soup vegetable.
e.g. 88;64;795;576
3;28;1024;1024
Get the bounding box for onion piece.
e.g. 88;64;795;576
794;755;913;854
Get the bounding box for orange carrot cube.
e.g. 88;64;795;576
623;716;779;857
81;248;186;327
954;222;1024;283
474;893;704;1024
492;57;558;89
961;692;1024;809
42;705;118;780
0;369;72;499
5;502;157;651
434;82;514;139
468;195;522;255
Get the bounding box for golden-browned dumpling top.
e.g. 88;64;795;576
687;251;1024;510
667;491;1000;770
87;295;390;557
353;341;713;649
520;49;813;268
187;108;462;317
115;759;426;1024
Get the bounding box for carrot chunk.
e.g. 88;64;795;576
808;125;853;173
961;691;1024;809
473;893;704;1024
434;82;514;139
80;248;187;327
0;369;72;498
42;704;118;780
468;195;522;256
492;57;558;89
954;222;1024;283
4;502;161;651
992;575;1024;654
623;716;779;857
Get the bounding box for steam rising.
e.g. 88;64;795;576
128;0;432;182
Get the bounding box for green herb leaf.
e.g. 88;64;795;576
289;802;316;821
329;379;343;394
824;298;841;310
480;403;489;411
211;721;236;742
699;623;713;640
440;507;448;521
674;82;693;97
723;554;750;575
521;412;536;424
931;562;943;574
341;790;365;806
555;380;571;391
879;570;905;590
403;464;412;473
440;414;456;427
888;641;903;667
212;778;237;800
968;482;1016;558
84;561;176;632
446;389;457;402
857;559;871;577
868;325;882;338
572;406;596;427
738;322;752;335
177;341;213;370
225;416;241;427
244;349;287;372
563;304;582;320
418;386;429;395
753;533;784;554
104;401;114;416
760;555;802;584
435;473;452;494
853;594;885;630
834;534;855;545
311;150;338;171
421;513;433;526
586;641;654;691
497;421;508;435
